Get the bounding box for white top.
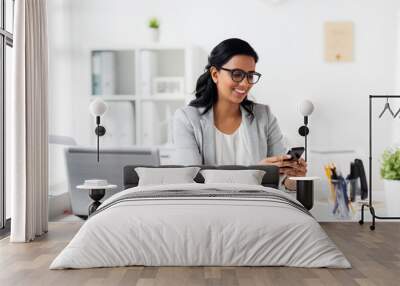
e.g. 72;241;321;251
215;123;253;165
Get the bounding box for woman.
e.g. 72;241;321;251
173;38;306;190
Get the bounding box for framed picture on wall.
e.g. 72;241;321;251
153;77;184;96
324;21;354;62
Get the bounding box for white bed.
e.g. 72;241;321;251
50;183;351;269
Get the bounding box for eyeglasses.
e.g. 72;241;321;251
219;67;262;84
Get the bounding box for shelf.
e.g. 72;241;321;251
91;95;137;101
88;45;206;146
140;95;185;102
91;50;136;95
90;95;186;102
90;44;192;51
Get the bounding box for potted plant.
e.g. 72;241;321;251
381;148;400;214
148;17;160;42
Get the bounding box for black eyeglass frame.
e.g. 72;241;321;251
218;67;262;84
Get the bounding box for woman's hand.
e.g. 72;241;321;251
260;155;307;191
259;155;307;177
281;158;307;177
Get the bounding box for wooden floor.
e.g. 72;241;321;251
0;222;399;286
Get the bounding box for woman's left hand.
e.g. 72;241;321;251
282;158;307;191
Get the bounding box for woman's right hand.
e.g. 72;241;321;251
259;155;302;176
259;155;292;174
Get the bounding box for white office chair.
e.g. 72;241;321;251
64;146;160;217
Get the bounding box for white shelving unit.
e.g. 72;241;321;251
89;45;207;159
97;95;138;101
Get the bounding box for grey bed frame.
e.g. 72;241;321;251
123;165;280;189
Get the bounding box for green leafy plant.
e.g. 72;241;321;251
148;17;159;29
381;148;400;180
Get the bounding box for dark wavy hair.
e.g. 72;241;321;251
189;38;259;117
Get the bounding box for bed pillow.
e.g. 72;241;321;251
200;169;266;185
135;167;201;186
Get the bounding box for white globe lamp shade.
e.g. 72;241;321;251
299;100;314;116
89;98;107;117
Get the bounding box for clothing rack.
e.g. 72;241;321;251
359;95;400;230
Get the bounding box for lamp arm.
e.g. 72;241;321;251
304;116;308;162
298;116;310;162
94;116;106;162
305;132;307;162
97;116;100;162
97;125;100;162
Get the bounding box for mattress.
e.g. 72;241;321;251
50;183;351;269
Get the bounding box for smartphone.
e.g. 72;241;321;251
286;147;305;160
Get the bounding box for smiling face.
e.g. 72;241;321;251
210;55;256;105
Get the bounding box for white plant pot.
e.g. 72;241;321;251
383;179;400;215
149;28;159;42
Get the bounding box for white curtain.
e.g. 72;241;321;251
10;0;49;242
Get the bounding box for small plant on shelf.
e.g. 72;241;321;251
148;17;160;42
148;17;159;29
381;148;400;180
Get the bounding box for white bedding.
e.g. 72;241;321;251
50;183;351;269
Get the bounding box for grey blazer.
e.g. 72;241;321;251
172;103;287;165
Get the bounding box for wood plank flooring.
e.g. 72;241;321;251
0;222;399;286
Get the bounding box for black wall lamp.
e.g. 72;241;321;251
298;100;314;162
89;98;108;162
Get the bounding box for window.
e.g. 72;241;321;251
0;0;13;233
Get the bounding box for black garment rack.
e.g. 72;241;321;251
359;95;400;230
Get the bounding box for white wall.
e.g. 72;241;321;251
48;0;400;192
48;0;73;191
